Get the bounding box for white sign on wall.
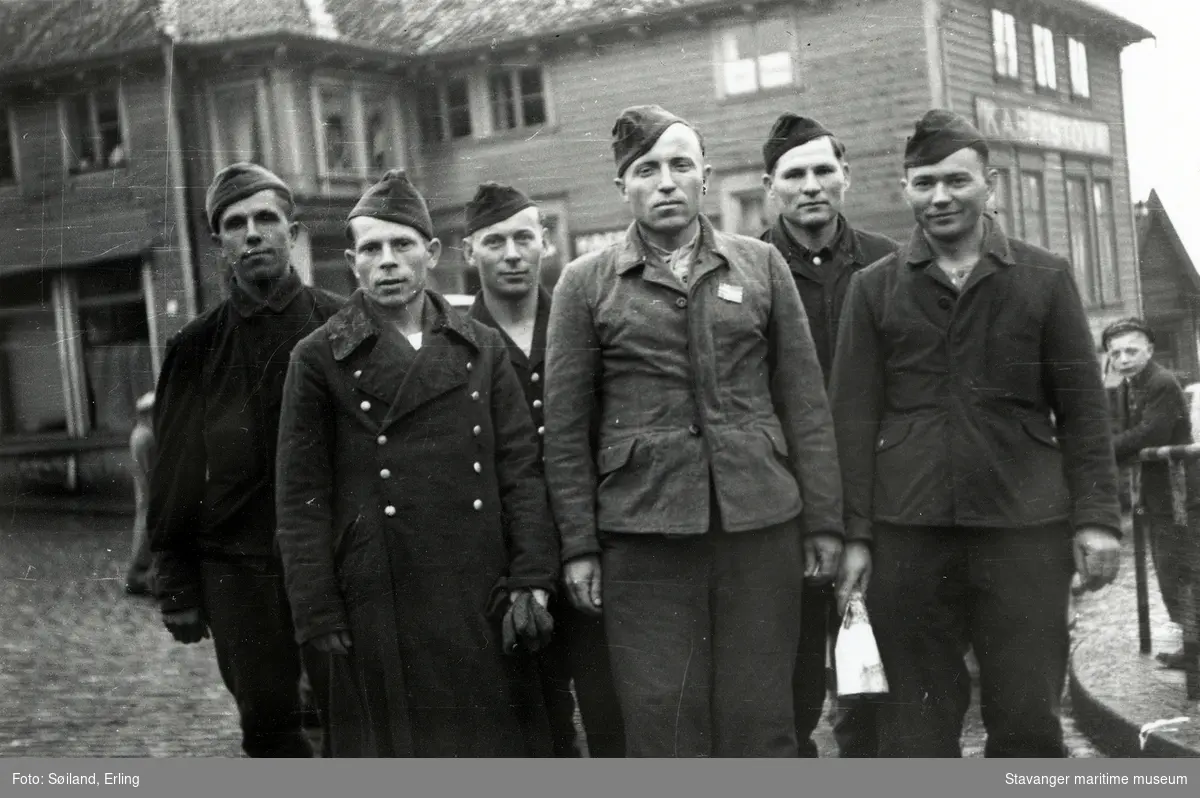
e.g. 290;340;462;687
975;97;1112;158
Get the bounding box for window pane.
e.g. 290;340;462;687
758;51;793;89
0;111;14;182
722;25;758;95
94;89;124;168
1066;177;1093;301
1005;15;1018;76
76;259;142;301
446;78;472;138
0;309;67;436
318;87;353;173
735;192;768;236
417;84;444;144
518;67;546;126
66;94;96;174
212;84;263;166
489;72;516;131
80;302;152;434
1094;180;1119;301
1069;38;1090;98
757;20;793;57
1033;26;1057;90
363;95;393;173
1021;172;1046;247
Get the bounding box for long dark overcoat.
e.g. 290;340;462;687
275;289;559;757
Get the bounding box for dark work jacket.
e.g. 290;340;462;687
1113;360;1200;515
275;289;557;756
830;219;1122;542
760;215;899;384
467;287;551;459
147;272;344;612
544;217;842;562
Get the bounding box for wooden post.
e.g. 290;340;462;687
1169;457;1200;699
1131;462;1152;655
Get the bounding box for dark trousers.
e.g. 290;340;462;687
1147;513;1200;626
600;520;805;757
536;602;626;757
201;558;314;758
867;523;1075;758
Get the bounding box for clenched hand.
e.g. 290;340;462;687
564;555;602;616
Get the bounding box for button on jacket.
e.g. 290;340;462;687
760;215;899;384
544;217;843;562
468;287;552;457
829;220;1122;542
147;272;344;611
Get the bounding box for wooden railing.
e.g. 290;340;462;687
1131;444;1200;699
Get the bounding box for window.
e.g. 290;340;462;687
730;190;768;236
209;82;265;168
1020;172;1047;247
312;81;401;180
316;85;354;176
717;17;796;97
1033;24;1057;90
419;76;473;144
63;88;125;174
992;9;1019;79
990;168;1014;234
1093;180;1119;301
1066;176;1094;301
0;261;151;440
489;67;547;132
0;109;15;184
1068;37;1090;99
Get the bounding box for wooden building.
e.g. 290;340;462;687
0;0;1155;508
1132;190;1200;384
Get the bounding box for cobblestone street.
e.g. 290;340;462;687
2;511;1100;758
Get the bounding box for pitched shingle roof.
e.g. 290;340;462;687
0;0;1154;78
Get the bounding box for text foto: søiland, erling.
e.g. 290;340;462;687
12;772;140;787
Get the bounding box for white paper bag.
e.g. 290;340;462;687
835;592;889;697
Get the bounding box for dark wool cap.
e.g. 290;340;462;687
903;109;988;169
465;182;537;235
612;104;700;177
205;162;293;233
1101;317;1156;351
762;114;837;173
346;169;434;241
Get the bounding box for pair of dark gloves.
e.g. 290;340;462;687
499;589;555;656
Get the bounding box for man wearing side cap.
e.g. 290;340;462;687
544;105;843;757
759;113;899;758
829;110;1122;756
275;170;559;756
148;163;344;757
463;182;626;757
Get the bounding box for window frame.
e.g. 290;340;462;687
991;9;1020;81
1019;170;1048;248
310;77;404;186
989;166;1015;235
60;84;129;176
1092;178;1120;302
1068;37;1091;100
486;65;549;134
0;106;17;186
1032;24;1058;92
206;77;272;171
713;13;799;99
1065;173;1096;304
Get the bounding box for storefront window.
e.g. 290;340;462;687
0;272;67;437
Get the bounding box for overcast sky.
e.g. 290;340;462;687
1092;0;1199;254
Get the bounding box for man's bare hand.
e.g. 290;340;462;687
835;541;872;617
564;555;602;616
803;533;843;584
162;607;209;644
310;631;354;655
510;588;550;610
1074;526;1121;591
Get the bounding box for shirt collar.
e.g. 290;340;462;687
615;215;730;275
780;214;851;263
905;213;1014;269
230;269;305;318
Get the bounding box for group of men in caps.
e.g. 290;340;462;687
147;101;1126;758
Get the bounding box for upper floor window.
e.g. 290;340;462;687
717;16;796;97
419;76;473;144
0;109;15;184
991;9;1019;80
1032;24;1057;90
208;81;266;169
1068;37;1091;99
63;88;125;175
312;80;400;179
489;66;547;132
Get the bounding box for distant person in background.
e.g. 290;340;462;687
1105;317;1200;670
124;391;156;596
